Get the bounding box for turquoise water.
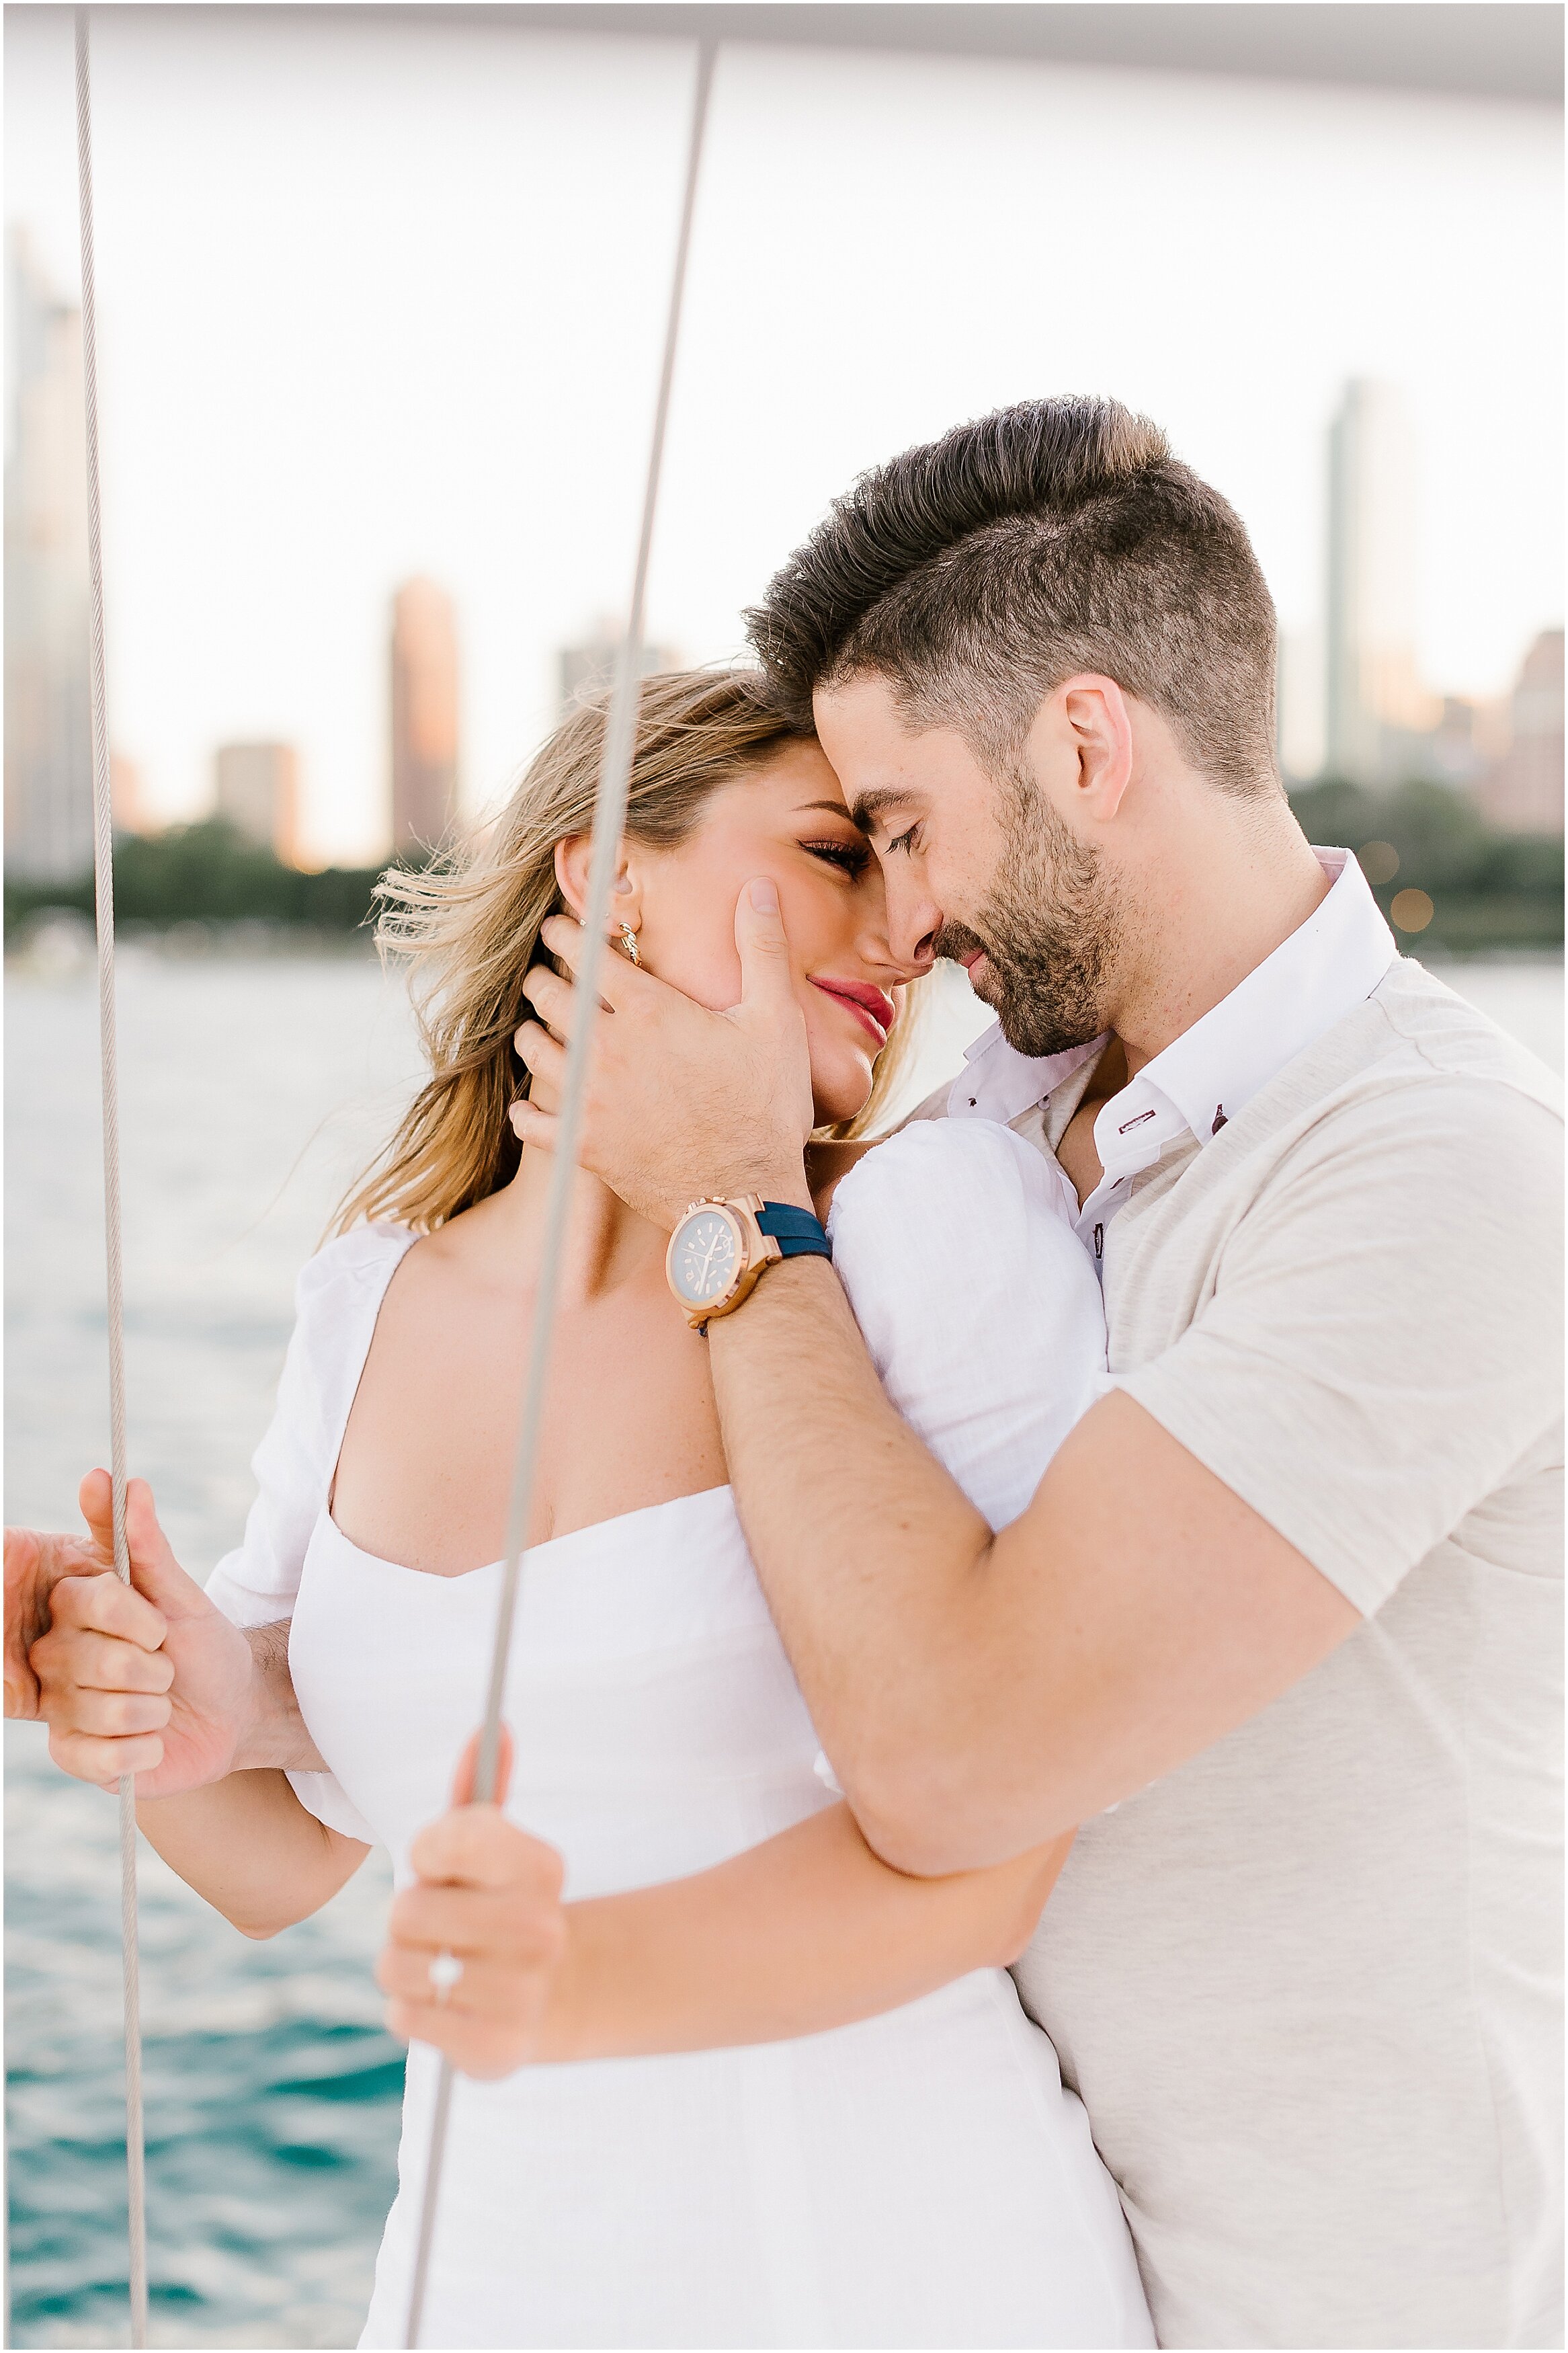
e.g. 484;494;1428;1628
5;951;424;2349
5;943;1562;2348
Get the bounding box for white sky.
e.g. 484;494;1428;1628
6;7;1562;863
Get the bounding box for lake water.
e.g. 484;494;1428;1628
5;945;1563;2348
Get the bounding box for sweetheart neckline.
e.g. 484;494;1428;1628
318;1480;737;1585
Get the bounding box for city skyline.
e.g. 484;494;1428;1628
5;9;1558;864
8;206;1560;870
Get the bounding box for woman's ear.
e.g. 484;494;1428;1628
553;836;643;934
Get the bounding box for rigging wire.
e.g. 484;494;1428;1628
73;11;150;2348
401;37;718;2348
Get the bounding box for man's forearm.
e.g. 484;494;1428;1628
710;1259;1358;1878
233;1622;327;1773
709;1260;997;1855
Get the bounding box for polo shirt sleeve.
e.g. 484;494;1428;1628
1111;1074;1563;1616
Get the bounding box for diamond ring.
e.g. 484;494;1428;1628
428;1948;464;2005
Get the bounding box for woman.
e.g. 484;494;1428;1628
32;671;1151;2349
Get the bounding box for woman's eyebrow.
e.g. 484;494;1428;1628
793;798;859;821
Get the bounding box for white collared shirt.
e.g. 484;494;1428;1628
948;847;1399;1281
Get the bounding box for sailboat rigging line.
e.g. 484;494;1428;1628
400;36;718;2348
73;13;150;2349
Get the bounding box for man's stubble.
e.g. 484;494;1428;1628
936;763;1122;1059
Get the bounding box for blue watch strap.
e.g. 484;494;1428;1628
756;1201;832;1260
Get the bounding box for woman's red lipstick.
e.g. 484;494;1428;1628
811;978;896;1047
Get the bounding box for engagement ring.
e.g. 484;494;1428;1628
428;1948;464;2005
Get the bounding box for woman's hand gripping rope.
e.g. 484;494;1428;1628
377;1729;569;2081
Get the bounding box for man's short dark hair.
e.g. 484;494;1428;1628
747;396;1280;798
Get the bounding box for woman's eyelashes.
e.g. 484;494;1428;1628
801;837;872;877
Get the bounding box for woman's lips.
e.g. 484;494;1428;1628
811;978;896;1047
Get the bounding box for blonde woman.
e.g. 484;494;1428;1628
24;672;1151;2348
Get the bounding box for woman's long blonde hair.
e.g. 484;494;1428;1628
335;668;923;1235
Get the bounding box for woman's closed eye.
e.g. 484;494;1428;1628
802;838;872;878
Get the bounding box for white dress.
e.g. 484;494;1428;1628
206;1119;1153;2350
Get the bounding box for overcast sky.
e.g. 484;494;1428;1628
7;6;1562;862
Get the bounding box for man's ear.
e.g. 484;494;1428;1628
1031;675;1134;824
552;836;643;934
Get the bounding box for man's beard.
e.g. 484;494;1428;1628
937;778;1119;1059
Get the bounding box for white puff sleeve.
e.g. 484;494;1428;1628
825;1119;1107;1535
204;1224;414;1843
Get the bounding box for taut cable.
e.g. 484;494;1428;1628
73;13;150;2350
401;38;718;2348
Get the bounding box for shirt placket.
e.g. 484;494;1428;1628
1075;1094;1188;1285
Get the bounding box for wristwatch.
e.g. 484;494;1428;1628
665;1195;831;1332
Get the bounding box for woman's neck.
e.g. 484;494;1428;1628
489;1077;666;1304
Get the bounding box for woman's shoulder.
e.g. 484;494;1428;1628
827;1114;1074;1257
296;1220;418;1310
826;1118;1106;1530
288;1223;419;1382
826;1113;1099;1370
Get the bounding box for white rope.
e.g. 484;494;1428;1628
401;37;718;2348
73;13;149;2348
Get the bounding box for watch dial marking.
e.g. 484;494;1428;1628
675;1210;739;1304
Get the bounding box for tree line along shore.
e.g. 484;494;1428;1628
5;779;1563;959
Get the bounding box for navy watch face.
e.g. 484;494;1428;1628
669;1205;743;1309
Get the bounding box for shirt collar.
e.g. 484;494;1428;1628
949;848;1397;1181
948;1022;1105;1125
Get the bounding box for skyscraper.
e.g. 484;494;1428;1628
558;625;682;718
390;578;459;854
215;741;300;864
1478;629;1565;836
4;228;94;882
1324;380;1429;787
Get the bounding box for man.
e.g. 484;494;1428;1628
9;397;1561;2346
509;399;1563;2347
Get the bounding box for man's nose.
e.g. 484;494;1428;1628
883;878;941;975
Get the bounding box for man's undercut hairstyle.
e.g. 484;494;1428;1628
747;397;1281;798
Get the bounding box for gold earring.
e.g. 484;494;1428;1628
618;922;641;967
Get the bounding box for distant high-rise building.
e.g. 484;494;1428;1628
1478;629;1565;836
1324;380;1430;787
111;752;149;836
558;625;682;718
215;741;300;864
4;228;94;882
390;578;459;854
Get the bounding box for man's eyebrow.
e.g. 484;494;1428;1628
846;787;915;832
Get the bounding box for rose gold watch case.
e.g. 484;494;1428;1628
665;1194;783;1328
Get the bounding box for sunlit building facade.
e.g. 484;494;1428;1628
390;578;459;854
1324;380;1430;787
215;741;301;864
1479;629;1565;836
4;229;94;882
558;627;682;719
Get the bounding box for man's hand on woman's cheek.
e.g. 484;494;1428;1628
509;885;816;1228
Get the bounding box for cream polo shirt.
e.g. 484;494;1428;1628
946;844;1399;1277
940;851;1564;2348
